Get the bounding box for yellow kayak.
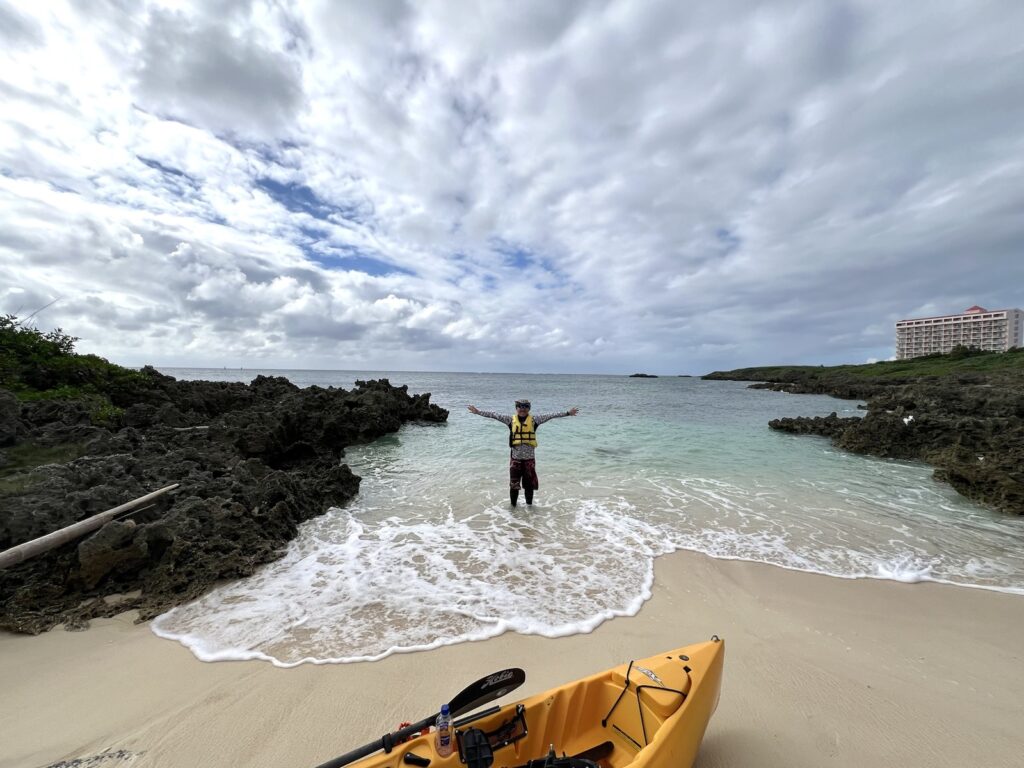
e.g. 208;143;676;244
328;637;723;768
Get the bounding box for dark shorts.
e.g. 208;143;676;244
509;458;539;490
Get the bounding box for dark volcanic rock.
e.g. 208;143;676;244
931;446;1024;514
736;371;1024;515
0;389;20;446
748;381;792;391
769;412;859;439
77;519;150;589
746;377;884;400
0;375;447;633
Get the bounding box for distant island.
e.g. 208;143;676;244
704;346;1024;515
629;373;659;378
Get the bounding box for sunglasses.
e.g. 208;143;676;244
515;402;531;409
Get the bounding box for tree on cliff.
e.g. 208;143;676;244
948;344;984;360
0;314;144;400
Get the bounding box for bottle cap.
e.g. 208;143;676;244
440;704;450;715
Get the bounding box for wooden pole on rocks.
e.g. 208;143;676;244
0;484;179;570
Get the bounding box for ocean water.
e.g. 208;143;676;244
150;369;1024;665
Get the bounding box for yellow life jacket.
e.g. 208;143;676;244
510;414;538;447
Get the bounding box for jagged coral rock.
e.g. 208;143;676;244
0;375;447;633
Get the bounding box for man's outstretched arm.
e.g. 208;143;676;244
467;405;512;425
533;407;580;425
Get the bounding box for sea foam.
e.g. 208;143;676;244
153;471;1024;667
151;377;1024;665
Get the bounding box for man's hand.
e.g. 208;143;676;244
568;407;579;416
467;405;480;414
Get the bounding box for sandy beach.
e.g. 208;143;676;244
3;550;1023;768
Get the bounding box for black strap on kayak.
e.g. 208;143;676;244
634;684;687;745
600;660;688;747
601;660;634;728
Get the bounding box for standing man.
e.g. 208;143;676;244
467;400;579;507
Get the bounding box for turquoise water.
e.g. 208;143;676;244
151;370;1024;665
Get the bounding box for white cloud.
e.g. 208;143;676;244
135;6;304;139
2;0;1023;373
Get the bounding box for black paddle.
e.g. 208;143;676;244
315;668;526;768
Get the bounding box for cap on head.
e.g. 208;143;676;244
515;399;531;409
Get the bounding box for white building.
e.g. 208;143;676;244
895;306;1024;360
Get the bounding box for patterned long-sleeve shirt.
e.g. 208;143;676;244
473;410;573;460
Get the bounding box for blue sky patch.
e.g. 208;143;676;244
257;177;333;219
298;237;412;277
490;239;534;270
257;177;372;226
486;240;574;293
340;253;413;276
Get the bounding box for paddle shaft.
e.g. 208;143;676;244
313;668;525;768
315;716;433;768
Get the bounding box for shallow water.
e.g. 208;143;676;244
151;369;1024;665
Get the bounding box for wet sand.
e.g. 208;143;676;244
3;550;1023;768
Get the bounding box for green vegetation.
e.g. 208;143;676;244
706;346;1024;381
0;314;147;405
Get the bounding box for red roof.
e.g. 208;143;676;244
964;305;988;313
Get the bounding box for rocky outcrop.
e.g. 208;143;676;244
713;365;1024;516
769;412;859;439
0;374;447;634
746;378;886;400
0;389;22;446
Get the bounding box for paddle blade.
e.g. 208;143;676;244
449;668;526;717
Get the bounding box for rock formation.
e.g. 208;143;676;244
707;362;1024;516
0;369;447;633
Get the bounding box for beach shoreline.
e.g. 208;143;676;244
3;550;1023;768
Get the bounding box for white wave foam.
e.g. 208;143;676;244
153;500;665;666
872;554;932;582
153;435;1024;666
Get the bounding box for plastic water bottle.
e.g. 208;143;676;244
435;703;453;757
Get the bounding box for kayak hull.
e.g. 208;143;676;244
349;638;724;768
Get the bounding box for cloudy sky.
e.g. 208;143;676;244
1;0;1022;374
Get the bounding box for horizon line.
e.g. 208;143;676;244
150;364;705;377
